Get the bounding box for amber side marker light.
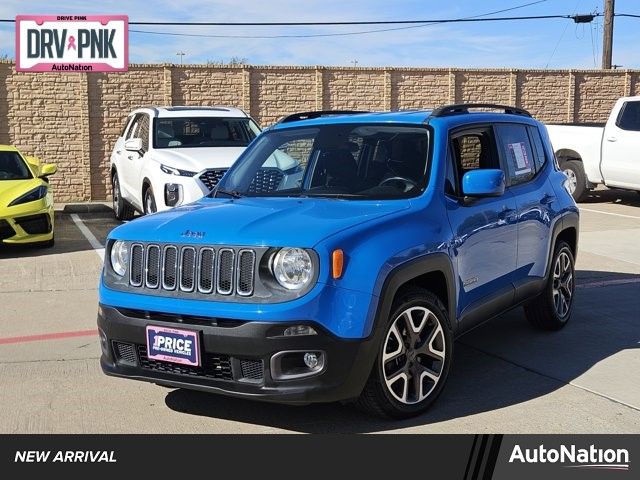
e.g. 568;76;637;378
332;249;344;279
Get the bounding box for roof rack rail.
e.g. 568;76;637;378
278;110;369;124
430;103;531;118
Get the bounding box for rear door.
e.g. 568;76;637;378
444;126;518;328
495;123;555;302
601;99;640;189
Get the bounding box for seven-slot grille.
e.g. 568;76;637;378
129;244;256;297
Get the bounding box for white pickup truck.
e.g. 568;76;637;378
547;96;640;201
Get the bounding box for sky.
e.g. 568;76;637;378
0;0;638;68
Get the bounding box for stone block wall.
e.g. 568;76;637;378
0;60;637;201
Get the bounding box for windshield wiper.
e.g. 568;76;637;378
213;188;243;199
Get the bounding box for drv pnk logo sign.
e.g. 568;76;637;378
16;15;128;72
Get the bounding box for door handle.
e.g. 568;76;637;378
606;136;617;142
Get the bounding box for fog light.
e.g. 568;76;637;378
270;350;325;380
98;328;108;356
283;325;317;336
303;352;319;369
164;183;183;207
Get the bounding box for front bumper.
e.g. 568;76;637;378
98;304;378;404
0;201;54;244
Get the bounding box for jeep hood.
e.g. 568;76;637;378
151;147;246;172
110;197;411;248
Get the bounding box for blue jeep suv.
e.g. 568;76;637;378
98;104;579;418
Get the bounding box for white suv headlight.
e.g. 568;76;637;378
110;240;129;276
272;248;313;290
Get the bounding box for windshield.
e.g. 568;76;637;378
0;151;32;181
154;117;260;149
216;124;430;199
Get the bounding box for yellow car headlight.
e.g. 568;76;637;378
9;185;47;206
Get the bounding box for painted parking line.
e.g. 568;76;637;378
0;329;97;346
579;207;640;220
70;213;105;261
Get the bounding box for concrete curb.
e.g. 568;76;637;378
56;202;113;214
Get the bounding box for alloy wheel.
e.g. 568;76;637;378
563;168;577;194
552;251;574;318
382;306;446;405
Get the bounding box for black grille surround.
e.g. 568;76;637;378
198;169;228;191
0;219;15;241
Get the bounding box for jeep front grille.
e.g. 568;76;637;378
128;243;257;297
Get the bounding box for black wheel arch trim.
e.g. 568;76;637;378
369;252;457;339
545;210;579;280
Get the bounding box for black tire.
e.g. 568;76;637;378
356;288;453;419
524;241;576;331
143;186;157;215
561;160;587;202
112;172;135;221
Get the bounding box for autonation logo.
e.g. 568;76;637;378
509;444;630;471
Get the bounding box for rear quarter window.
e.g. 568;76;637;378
496;124;536;186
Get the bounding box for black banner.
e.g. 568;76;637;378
0;435;636;478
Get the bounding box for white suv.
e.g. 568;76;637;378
110;106;261;219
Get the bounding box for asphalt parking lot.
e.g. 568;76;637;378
0;189;638;434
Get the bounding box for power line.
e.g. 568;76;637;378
0;1;550;26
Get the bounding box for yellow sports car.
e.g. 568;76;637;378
0;145;57;247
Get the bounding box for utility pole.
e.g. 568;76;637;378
176;51;186;65
602;0;615;69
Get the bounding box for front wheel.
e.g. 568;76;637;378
524;241;576;330
356;288;453;418
143;186;157;215
112;173;135;221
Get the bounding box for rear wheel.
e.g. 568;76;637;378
524;241;575;331
561;160;587;202
356;288;452;418
112;173;135;221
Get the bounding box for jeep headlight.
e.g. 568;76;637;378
272;248;313;290
110;240;129;277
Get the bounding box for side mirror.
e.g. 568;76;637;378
461;169;505;198
39;163;57;178
124;138;144;155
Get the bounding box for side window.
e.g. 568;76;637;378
616;102;640;131
135;114;150;152
449;128;499;195
527;126;547;171
496;124;536;186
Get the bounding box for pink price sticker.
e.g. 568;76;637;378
15;15;129;72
